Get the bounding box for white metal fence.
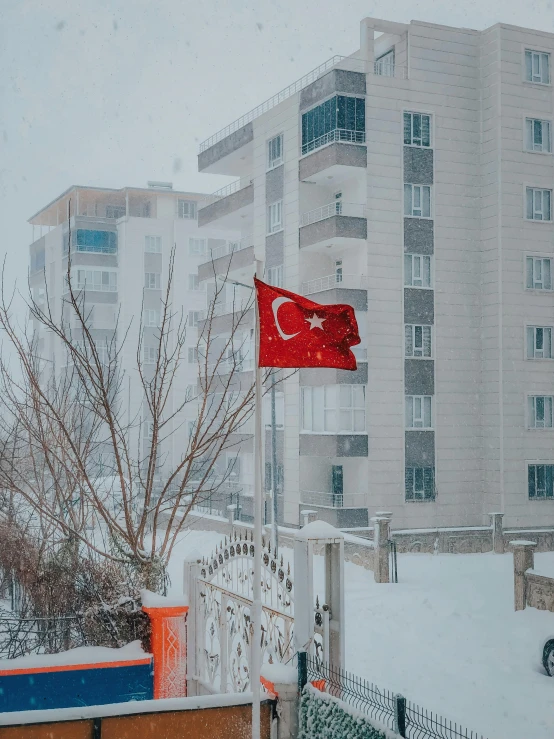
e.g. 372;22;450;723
301;273;368;295
301;128;366;156
300;202;366;227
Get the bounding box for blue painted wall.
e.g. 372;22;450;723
0;661;153;712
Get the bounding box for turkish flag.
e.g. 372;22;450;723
254;278;361;370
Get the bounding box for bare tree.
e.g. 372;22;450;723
0;204;267;591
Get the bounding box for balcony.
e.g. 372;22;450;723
197;299;254;335
197;238;254;283
299;202;367;251
197;180;254;229
299;434;368;457
301;273;367;295
299;131;367;184
299;490;369;528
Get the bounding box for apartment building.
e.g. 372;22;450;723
195;16;554;530
28;182;239;487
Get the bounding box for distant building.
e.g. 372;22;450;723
195;17;554;530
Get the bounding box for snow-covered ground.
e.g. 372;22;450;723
168;529;554;739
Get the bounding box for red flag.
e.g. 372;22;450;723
254;277;361;370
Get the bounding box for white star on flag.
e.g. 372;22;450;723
305;313;326;331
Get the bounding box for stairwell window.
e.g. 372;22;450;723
527;326;553;359
178;199;197;219
145;235;162;253
526;188;552;220
406;395;432;429
405;467;435;501
405;325;432;358
267;134;283;170
404;112;431;147
144;309;161;328
267;265;283;287
267;200;283;234
143;347;157;365
188;274;201;291
528;464;554;498
188;347;198;364
144;272;161;290
188;310;201;328
528;395;554;428
525;50;550;84
301;385;365;433
526;257;552;290
189;238;206;256
405;254;432;288
404;184;431;218
525;119;552;153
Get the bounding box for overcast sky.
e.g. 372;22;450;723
1;0;552;290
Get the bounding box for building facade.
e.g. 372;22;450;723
196;17;554;530
28;182;239;488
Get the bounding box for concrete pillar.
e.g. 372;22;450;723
372;515;391;584
227;503;237;527
260;665;298;739
142;594;189;699
510;540;536;611
489;512;505;554
182;551;202;696
300;509;318;527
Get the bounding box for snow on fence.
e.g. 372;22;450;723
303;657;487;739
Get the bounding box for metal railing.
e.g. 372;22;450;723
303;657;487;739
300;490;367;509
301;273;368;295
199;55;366;153
300;202;366;227
301;128;366;156
202;238;253;263
374;60;407;78
207;356;255;374
197;298;252;322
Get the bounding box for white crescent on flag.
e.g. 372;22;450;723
271;297;301;340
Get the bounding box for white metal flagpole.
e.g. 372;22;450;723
251;261;264;739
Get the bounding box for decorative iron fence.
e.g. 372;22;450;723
303;656;487;739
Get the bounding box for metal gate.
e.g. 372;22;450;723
196;532;294;693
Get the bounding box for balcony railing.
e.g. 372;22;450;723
207;356;255;374
200;179;252;207
301;273;368;295
198;298;252;322
203;237;253;263
300;490;367;509
301;128;366;156
299;202;366;227
199;55;366;153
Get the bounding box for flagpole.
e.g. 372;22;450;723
252;261;263;739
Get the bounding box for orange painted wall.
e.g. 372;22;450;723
0;701;273;739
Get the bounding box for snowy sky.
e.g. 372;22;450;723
1;0;553;293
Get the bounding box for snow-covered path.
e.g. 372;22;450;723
169;530;554;739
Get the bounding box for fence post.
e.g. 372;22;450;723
510;540;536;611
371;514;391;583
394;694;406;737
183;552;202;696
489;512;505;554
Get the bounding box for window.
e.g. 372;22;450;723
405;467;435;501
526;188;551;221
526;257;552;290
267;134;283;169
189;238;206;256
144;309;161;327
267;265;283;287
188;310;201;328
528;395;554;428
404;112;431;147
301;385;366;433
525;50;550;84
185;384;196;401
375;49;395;77
145;235;162;253
145;420;154;440
178;199;197;219
525;118;552;153
404;184;431;218
188;274;200;291
144;272;161;290
31;248;45;273
335;259;343;283
301;95;366;155
188;347;198;364
143;346;157;364
528;464;554;498
267;200;283;234
405;325;432;358
73;229;117;254
527;326;553;359
75;269;117;292
105;205;125;219
406;395;432;429
404;254;432;288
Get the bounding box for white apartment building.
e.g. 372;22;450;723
28;182;239;489
195;16;554;531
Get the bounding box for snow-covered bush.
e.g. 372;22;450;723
299;684;399;739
